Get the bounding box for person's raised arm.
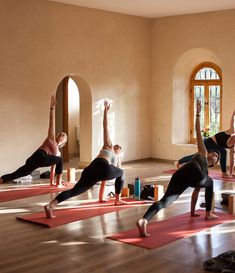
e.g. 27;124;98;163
191;187;201;217
48;95;56;140
229;148;235;176
99;181;107;202
196;100;207;157
228;109;235;134
103;99;112;148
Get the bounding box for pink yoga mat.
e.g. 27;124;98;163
163;169;235;182
107;210;235;249
17;198;151;227
0;182;74;202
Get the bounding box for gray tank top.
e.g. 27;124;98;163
99;149;117;166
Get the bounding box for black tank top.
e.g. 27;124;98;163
191;153;208;176
215;131;232;148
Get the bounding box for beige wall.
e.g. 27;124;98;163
0;0;235;175
150;9;235;161
0;0;151;173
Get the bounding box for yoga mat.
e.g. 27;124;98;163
17;198;150;227
163;169;235;182
0;182;74;202
107;210;235;249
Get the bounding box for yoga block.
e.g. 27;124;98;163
154;185;164;201
221;192;232;206
128;184;135;195
67;168;76;183
228;194;235;214
121;188;130;197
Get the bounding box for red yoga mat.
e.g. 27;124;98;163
107;210;235;249
163;169;235;182
0;183;74;202
16;198;150;227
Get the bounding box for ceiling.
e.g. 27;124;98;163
49;0;235;18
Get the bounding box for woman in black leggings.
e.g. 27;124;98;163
44;99;126;218
136;100;219;237
0;95;67;186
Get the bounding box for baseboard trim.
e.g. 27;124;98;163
123;158;174;164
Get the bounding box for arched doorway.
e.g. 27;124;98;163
55;74;92;168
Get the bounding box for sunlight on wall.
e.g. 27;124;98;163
68;78;80;155
68;78;79;111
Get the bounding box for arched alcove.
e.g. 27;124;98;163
55;74;92;168
172;48;221;144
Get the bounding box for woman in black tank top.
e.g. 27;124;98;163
136;100;219;237
176;109;235;177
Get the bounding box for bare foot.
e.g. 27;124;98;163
221;173;230;178
191;213;200;217
115;199;128;206
206;213;218;220
44;204;55;218
136;218;150;237
56;184;66;188
0;177;3;184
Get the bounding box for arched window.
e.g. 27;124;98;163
189;62;222;143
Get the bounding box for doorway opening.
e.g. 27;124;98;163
55;76;80;164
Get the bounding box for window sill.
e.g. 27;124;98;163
173;143;197;148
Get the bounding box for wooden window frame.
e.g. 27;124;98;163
189;62;222;143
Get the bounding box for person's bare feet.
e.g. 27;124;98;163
136;218;150;237
191;212;200;217
56;184;66;188
222;172;230;178
44;204;55;218
115;199;128;206
206;212;218;220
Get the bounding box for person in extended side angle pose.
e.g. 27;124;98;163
136;100;219;237
175;109;235;177
0;95;67;187
44;99;126;218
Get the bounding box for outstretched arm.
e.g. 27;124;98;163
103;99;112;148
229;148;235;176
228;109;235;134
191;187;201;217
48;95;56;140
195;100;207;157
99;181;107;202
228;109;235;174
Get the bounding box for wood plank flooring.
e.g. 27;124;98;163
1;160;235;273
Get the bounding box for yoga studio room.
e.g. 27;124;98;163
1;1;235;272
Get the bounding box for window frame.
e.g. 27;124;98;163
189;62;223;143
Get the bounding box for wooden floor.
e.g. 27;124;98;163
1;160;235;273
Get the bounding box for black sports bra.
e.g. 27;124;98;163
214;131;233;148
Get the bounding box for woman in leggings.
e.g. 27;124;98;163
44;99;126;218
136;100;219;237
176;109;235;177
0;95;67;186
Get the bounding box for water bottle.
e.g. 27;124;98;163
134;177;141;199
